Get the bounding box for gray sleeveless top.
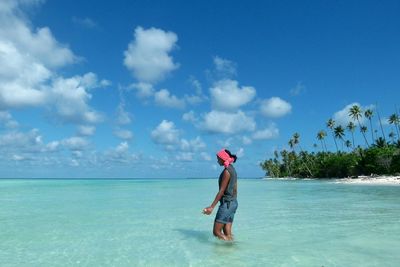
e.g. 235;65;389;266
218;164;237;202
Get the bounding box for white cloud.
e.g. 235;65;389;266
116;101;132;125
0;111;18;128
78;125;96;136
333;103;371;126
61;136;89;151
182;111;198;123
101;142;140;164
213;56;237;78
123;26;179;84
129;82;155;99
260;97;292;118
252;124;280;140
176;152;193;162
201;110;256;134
0;3;106;126
0;129;43;152
180;136;206;152
154;89;185;109
50;74;103;124
210;79;256;111
151;120;180;145
115;142;129;153
0;2;76;70
114;129;133;140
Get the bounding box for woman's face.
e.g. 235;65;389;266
217;156;224;166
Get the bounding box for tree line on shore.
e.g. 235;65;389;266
260;105;400;178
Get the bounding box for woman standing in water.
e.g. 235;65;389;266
203;148;238;241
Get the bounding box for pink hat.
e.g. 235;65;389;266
217;149;234;168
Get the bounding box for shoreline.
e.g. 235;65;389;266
334;175;400;185
264;175;400;185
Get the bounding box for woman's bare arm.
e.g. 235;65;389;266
203;169;230;215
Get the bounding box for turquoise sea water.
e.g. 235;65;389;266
1;178;399;267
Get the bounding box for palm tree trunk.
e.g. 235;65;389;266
357;118;370;147
331;132;338;152
351;132;355;149
376;105;387;143
368;119;375;144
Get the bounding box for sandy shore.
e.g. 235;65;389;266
334;175;400;185
264;176;400;185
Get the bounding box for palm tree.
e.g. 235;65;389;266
360;125;368;144
317;130;327;152
326;118;338;152
346;121;356;148
389;131;396;144
291;132;313;177
334;125;345;151
375;104;387;143
374;137;387;148
364;109;375;143
349;105;369;147
388;113;400;141
345;140;352;151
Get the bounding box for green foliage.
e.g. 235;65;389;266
261;145;400;178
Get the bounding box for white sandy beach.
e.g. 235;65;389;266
264;176;400;185
334;175;400;185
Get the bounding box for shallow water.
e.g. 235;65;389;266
1;178;399;266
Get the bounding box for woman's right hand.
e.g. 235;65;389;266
202;206;213;215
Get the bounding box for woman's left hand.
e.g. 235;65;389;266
202;206;213;215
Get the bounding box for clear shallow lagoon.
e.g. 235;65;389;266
1;178;399;267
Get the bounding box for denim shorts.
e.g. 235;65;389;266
215;199;238;224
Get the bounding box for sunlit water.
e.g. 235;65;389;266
1;178;399;267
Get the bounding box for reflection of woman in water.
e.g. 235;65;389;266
203;148;238;241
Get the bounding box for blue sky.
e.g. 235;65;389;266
0;0;399;178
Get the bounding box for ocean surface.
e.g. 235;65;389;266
1;178;399;267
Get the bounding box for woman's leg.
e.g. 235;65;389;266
213;222;228;240
223;223;233;240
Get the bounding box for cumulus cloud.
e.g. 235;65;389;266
210;79;256;111
50;74;104;124
114;128;133;140
129;82;155;99
213;56;237;78
0;129;43;152
333;103;371;126
0;2;107;125
151;120;180;145
102;142;140;164
260;97;292;118
182;110;198;123
180;136;206;152
61;136;89;151
0;111;18;128
123;26;179;84
252;124;280;140
176;152;193;162
116;101;132;125
154;89;185;109
201;110;256;134
78;125;96;136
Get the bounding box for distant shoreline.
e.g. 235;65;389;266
263;175;400;185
